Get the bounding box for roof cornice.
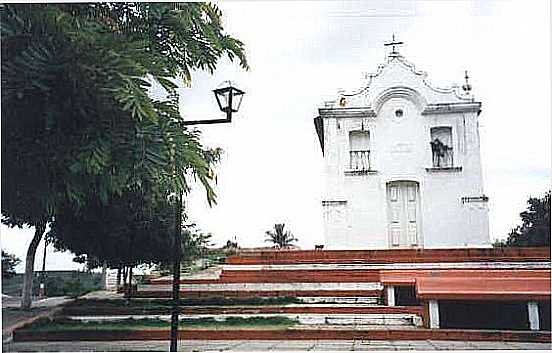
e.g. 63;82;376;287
421;102;482;115
318;107;376;118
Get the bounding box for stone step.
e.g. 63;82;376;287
135;282;383;301
133;291;383;302
298;297;380;305
138;282;383;291
133;290;383;300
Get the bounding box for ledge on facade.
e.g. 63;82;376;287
318;107;377;118
425;167;462;173
344;169;378;176
322;200;347;206
461;195;489;204
421;102;481;115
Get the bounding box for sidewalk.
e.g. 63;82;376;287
2;295;74;343
2;290;121;343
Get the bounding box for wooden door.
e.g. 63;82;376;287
387;182;420;247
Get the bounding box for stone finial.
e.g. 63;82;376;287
462;70;472;94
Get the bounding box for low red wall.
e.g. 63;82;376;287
219;270;381;283
226;248;551;265
14;328;552;343
416;277;551;301
150;270;381;285
380;269;551;286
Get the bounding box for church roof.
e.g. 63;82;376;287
314;41;482;153
321;53;480;112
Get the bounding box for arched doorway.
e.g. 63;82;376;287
387;181;421;248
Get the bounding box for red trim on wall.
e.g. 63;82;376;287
416;277;551;301
380;269;551;286
226;248;550;265
14;328;552;343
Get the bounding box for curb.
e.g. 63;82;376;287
13;328;552;343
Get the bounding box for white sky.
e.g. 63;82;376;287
2;0;550;272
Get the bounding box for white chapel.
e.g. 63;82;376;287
314;39;490;250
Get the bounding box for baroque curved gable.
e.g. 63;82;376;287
323;55;478;112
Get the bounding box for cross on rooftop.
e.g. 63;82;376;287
384;34;404;55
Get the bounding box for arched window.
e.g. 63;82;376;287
349;131;370;170
430;127;453;167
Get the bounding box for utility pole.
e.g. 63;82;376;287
169;194;182;351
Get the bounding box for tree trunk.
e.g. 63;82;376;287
129;266;133;298
39;237;48;298
101;261;107;290
21;222;46;310
122;266;127;288
126;266;133;301
116;265;122;289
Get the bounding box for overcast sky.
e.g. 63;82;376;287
2;0;550;272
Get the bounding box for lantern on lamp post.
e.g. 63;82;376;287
213;81;245;120
170;82;244;352
182;81;245;126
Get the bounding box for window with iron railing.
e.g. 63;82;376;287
350;150;371;170
349;130;371;171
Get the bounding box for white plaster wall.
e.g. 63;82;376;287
321;56;490;249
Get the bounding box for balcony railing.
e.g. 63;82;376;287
349;150;371;171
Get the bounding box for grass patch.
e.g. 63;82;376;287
182;316;296;327
23;316;297;332
25;317;169;331
66;296;302;311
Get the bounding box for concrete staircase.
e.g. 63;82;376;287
130;264;424;330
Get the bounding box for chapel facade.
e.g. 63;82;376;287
315;42;490;249
115;42;549;340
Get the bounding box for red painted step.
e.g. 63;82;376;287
14;328;552;343
226;248;550;265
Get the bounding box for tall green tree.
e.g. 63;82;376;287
496;191;551;247
2;251;21;279
48;192;177;269
265;223;298;248
156;226;213;273
1;3;247;309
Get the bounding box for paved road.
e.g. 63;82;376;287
3;339;551;351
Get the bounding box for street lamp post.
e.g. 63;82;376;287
169;81;245;352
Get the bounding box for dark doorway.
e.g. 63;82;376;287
439;301;529;330
539;301;551;331
395;286;419;306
